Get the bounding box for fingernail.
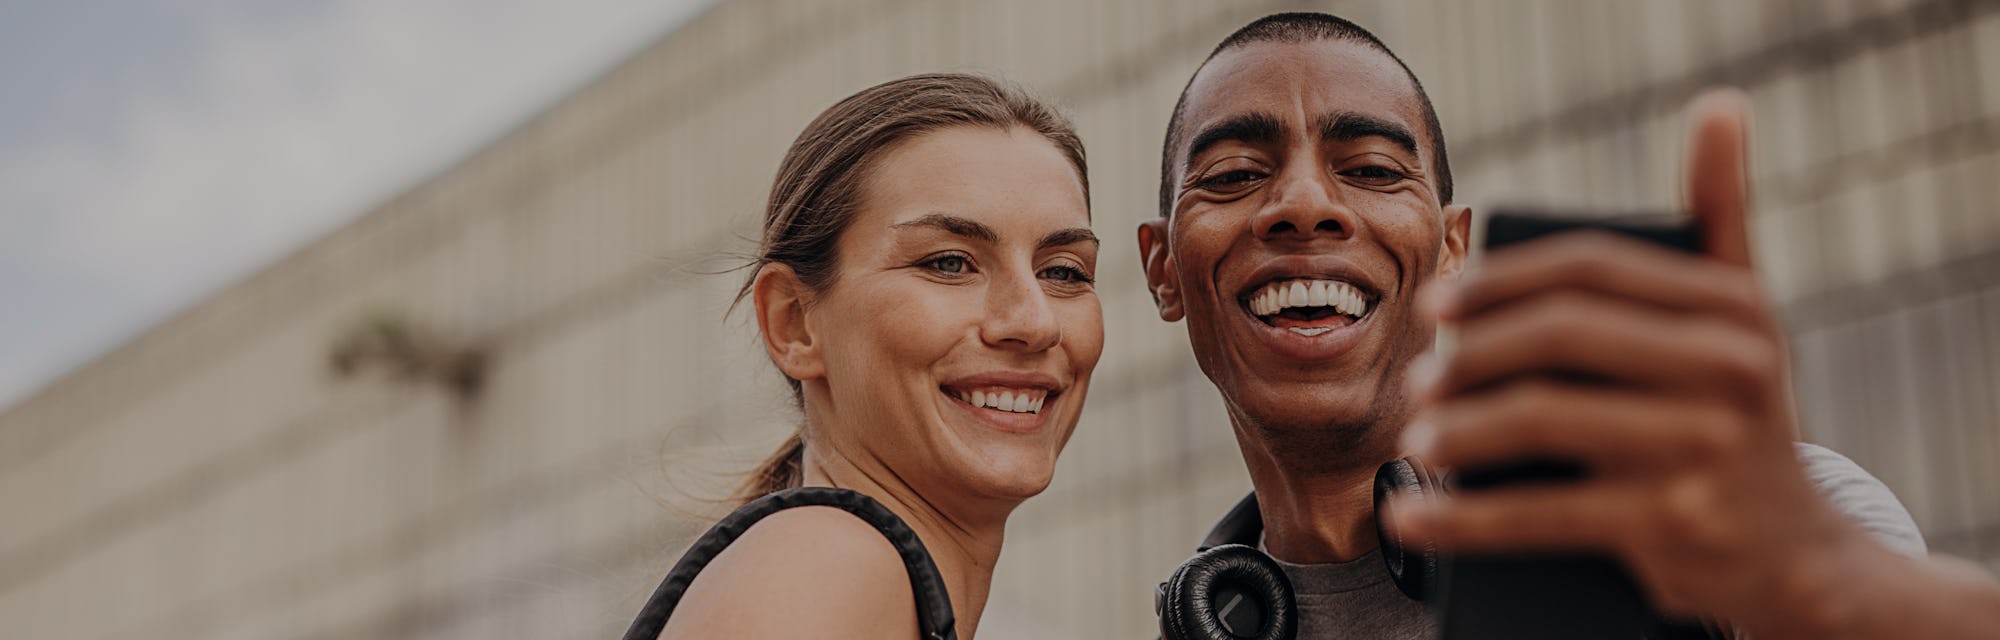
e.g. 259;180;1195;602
1400;418;1437;456
1406;355;1441;399
1383;493;1431;534
1418;283;1459;320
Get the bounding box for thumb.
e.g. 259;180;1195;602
1684;88;1755;268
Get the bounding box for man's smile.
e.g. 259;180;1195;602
1226;256;1386;361
1244;278;1373;335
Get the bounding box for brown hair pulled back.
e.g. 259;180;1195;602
733;73;1089;504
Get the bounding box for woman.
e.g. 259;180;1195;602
626;73;1102;640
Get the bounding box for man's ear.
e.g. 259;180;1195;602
752;263;826;383
1137;218;1184;322
1438;204;1473;281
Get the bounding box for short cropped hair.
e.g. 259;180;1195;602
1159;12;1453;215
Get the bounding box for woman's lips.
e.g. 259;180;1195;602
942;386;1049;414
938;371;1065;434
941;386;1056;433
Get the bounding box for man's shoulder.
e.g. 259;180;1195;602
1793;442;1928;557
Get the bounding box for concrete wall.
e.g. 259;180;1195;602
2;0;1994;638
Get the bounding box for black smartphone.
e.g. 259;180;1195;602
1434;208;1716;640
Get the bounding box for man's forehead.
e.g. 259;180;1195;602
1178;39;1426;150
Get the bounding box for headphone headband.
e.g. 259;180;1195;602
1199;493;1265;551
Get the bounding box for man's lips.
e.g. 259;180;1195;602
1219;258;1389;360
1242;278;1374;326
1229;256;1384;334
1235;295;1377;362
1234;257;1383;304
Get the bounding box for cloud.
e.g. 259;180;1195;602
0;0;712;408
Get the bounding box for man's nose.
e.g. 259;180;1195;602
1250;169;1357;242
979;270;1061;352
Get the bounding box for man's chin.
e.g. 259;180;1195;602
1226;384;1400;458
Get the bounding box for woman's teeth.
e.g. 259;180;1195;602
952;388;1046;414
1247;279;1368;318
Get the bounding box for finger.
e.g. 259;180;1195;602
1387;481;1647;554
1446;232;1774;333
1685;88;1755;268
1417;379;1746;473
1429;290;1782;403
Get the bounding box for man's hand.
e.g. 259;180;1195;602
1387;90;1884;635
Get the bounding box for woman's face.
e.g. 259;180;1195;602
803;125;1102;505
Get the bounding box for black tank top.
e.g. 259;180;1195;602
622;486;959;640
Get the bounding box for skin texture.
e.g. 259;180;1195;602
663;125;1102;640
1388;90;2000;640
1139;39;1470;564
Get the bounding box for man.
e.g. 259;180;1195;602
1139;12;2000;639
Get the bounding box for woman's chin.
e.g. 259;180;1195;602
953;453;1058;503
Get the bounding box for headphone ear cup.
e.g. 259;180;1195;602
1376;457;1443;602
1158;544;1297;640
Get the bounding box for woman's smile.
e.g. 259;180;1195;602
939;370;1066;433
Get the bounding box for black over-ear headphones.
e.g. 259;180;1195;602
1156;457;1443;640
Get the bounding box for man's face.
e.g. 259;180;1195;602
1140;39;1470;455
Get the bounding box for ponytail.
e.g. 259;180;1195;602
735;431;804;506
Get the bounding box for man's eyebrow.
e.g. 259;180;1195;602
1182;112;1286;170
1036;227;1099;251
891;213;998;243
1317;112;1419;158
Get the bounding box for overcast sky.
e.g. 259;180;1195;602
0;0;712;409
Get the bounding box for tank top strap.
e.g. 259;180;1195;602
622;486;958;640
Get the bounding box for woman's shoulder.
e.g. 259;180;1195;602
657;505;921;640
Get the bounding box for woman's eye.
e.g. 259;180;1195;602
923;255;970;274
1344;166;1407;186
1198;169;1262;190
1039;265;1093;284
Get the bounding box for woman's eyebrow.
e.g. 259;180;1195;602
891;212;998;242
1037;227;1099;251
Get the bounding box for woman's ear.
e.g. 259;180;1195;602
752;263;826;383
1438;205;1473;281
1137;218;1184;322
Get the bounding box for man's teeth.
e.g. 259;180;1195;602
953;388;1047;414
1248;279;1368;317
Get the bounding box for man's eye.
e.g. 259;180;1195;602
1039;265;1093;284
1198;169;1263;190
924;255;970;274
1344;166;1407;186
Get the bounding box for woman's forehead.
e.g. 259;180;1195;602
858;127;1091;235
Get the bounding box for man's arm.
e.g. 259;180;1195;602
1732;443;2000;639
1387;89;2000;639
1774;533;2000;639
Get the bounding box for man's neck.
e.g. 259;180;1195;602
1232;419;1396;565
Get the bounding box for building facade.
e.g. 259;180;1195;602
3;0;1996;637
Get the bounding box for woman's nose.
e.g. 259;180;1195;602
979;270;1061;352
1250;170;1358;242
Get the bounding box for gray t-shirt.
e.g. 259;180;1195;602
1271;442;1925;639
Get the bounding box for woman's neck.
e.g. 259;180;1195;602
800;442;1009;640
